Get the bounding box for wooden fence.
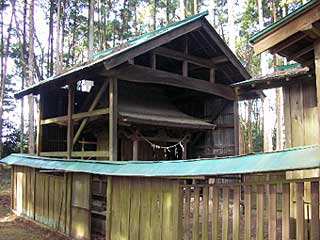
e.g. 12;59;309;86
180;178;320;240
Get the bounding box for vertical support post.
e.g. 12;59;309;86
244;185;252;240
256;184;264;240
151;51;156;69
222;188;229;240
182;35;188;77
132;139;139;160
314;40;320;142
67;83;75;159
296;182;304;240
311;181;319;240
36;93;43;156
233;186;240;240
268;184;277;240
182;141;187;159
282;183;290;240
109;77;118;161
233;97;239;155
210;68;215;83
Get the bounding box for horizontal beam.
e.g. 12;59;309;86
41;108;109;125
102;64;235;100
269;32;306;54
40;151;109;158
154;47;214;68
253;3;320;54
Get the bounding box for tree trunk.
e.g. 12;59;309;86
0;0;15;158
88;0;94;60
55;0;61;74
227;0;235;52
179;0;185;19
193;0;197;14
153;0;157;30
28;0;35;154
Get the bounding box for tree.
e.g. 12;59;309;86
88;0;94;60
227;0;236;52
27;0;35;154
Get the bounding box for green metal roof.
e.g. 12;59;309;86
14;11;208;98
249;0;318;43
1;145;320;177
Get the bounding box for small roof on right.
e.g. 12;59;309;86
250;0;320;68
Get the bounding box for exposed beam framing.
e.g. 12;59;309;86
73;80;109;145
314;40;320;143
210;68;215;83
67;83;75;159
40;151;109;158
154;46;214;68
288;45;313;61
109;77;118;161
201;21;251;79
41;108;110;125
102;64;235;100
103;20;202;70
252;3;320;54
269;32;306;54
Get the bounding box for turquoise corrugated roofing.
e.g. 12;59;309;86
1;145;320;177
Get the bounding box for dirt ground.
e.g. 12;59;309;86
0;166;71;240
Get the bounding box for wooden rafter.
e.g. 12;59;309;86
269;32;306;54
289;45;314;61
102;64;235;100
252;3;320;54
154;46;214;69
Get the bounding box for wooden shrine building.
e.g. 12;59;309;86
15;11;251;161
4;3;320;240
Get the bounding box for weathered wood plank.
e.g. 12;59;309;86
315;40;320;143
268;184;277;240
311;181;319;240
244;185;252;240
150;179;162;240
109;77;118;161
222;188;229;240
202;186;209;240
282;183;290;240
212;185;219;240
233;187;240;240
106;176;113;239
184;187;191;240
40;150;109;158
192;186;200;240
140;178;151;240
296;182;304;240
256;185;264;240
41;108;110;125
120;177;131;239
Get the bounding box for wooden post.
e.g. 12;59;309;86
67;83;75;159
182;141;187;159
109;78;118;161
182;35;188;77
233;187;240;240
210;68;215;83
151;51;156;69
311;181;319;240
296;182;304;240
132;139;138;160
282;183;290;240
233;98;239;155
314;40;320;142
222;188;229;240
36;94;44;156
268;184;277;240
244;185;252;240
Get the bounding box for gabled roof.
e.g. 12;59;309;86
15;11;250;99
1;145;320;177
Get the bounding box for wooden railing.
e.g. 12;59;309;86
180;178;320;240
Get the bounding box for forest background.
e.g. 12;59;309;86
0;0;309;158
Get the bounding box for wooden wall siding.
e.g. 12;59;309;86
283;80;318;224
71;173;91;240
198;101;235;158
12;166;74;237
283;80;319;148
180;177;320;240
107;177;181;240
